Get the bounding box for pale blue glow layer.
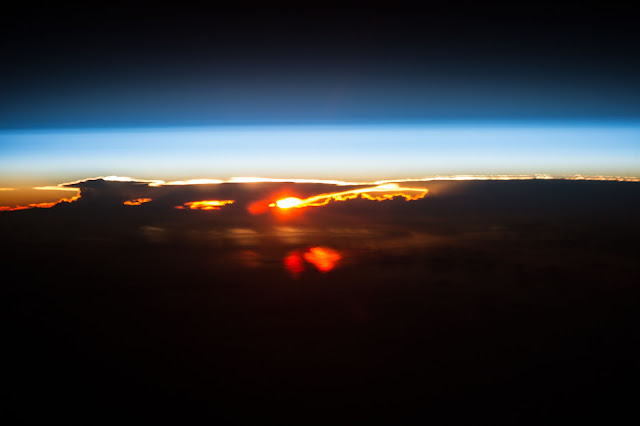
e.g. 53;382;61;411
1;123;638;184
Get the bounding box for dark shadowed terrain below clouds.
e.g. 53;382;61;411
3;180;640;423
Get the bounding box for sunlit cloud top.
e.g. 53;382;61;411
269;183;429;209
1;173;638;213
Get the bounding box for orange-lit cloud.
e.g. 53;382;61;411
123;198;152;206
0;205;31;212
270;183;429;209
0;193;81;212
177;200;235;210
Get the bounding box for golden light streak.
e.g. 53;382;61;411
269;183;429;209
0;205;31;212
179;200;235;210
123;198;152;206
0;188;16;191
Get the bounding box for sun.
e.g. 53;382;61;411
271;197;304;209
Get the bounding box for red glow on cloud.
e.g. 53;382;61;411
284;246;343;277
284;251;306;278
247;200;270;215
303;247;342;272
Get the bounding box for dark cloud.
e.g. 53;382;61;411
3;178;640;422
2;178;639;248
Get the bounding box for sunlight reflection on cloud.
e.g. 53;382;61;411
284;246;343;277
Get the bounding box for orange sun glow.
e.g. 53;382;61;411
274;197;304;209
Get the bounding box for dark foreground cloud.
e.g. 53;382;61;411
2;177;639;249
3;178;640;423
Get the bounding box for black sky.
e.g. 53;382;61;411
2;1;639;128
